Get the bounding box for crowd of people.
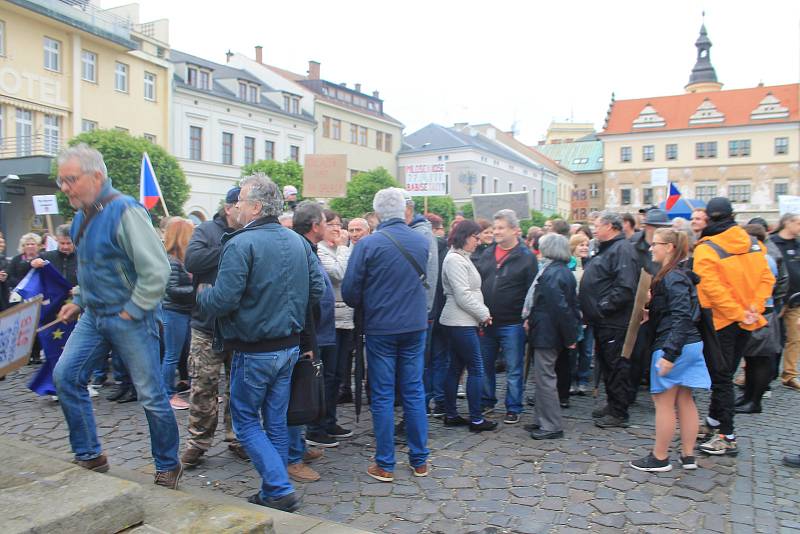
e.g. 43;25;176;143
2;142;799;512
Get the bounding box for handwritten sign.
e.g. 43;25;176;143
403;163;447;197
0;297;43;377
303;154;348;198
33;195;59;215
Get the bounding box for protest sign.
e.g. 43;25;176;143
0;297;42;377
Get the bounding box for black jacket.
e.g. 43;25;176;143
527;260;580;349
163;256;195;314
0;256;8;310
648;267;702;362
630;231;660;276
40;250;78;287
185;212;233;333
579;233;639;329
770;234;800;297
8;254;33;290
475;240;538;326
431;236;448;323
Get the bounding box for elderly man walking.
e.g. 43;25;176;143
579;211;640;428
342;187;430;482
53;144;181;488
197;174;323;512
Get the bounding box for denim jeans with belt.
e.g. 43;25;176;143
366;330;429;471
444;326;484;422
161;309;191;396
229;347;298;500
479;323;526;414
53;308;180;471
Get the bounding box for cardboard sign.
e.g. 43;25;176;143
650;168;668;187
0;297;43;377
622;269;652;359
303;154;348;198
778;195;800;216
403;163;447;197
472;191;531;221
32;195;59;215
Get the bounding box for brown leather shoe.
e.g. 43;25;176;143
229;442;250;460
154;464;183;490
287;462;320;483
367;463;393;482
303;447;324;463
411;463;429;477
784;377;800;391
72;454;109;473
180;447;204;468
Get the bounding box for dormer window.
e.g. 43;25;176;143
632;104;666;128
751;93;789;120
239;81;260;103
187;65;212;90
282;94;301;114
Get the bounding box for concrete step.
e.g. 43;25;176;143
0;436;144;534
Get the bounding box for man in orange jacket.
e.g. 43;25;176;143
693;197;775;457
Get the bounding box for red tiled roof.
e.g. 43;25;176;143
601;83;799;135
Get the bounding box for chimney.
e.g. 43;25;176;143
372;90;380;99
308;60;320;80
255;45;263;64
453;122;467;130
355;83;361;93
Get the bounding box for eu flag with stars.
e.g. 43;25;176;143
28;321;75;396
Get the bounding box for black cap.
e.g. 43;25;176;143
225;187;241;204
747;217;769;231
643;208;672;227
706;197;733;220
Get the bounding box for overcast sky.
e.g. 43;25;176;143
106;0;800;146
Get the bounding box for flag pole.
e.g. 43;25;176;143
159;194;170;219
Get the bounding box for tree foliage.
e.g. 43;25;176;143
413;196;456;228
55;130;189;221
242;159;304;201
329;167;399;219
459;202;474;220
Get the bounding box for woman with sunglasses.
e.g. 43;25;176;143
630;228;710;472
439;220;496;432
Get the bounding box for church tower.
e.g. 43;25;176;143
685;18;723;93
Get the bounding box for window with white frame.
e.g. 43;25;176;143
620;146;632;162
695;184;717;202
199;70;210;90
508;182;514;192
244;136;255;166
728;183;751;203
283;95;291;112
44;37;60;71
666;143;678;160
643;187;653;205
81;50;97;82
81;119;97;132
0;20;5;56
589;183;599;198
642;145;655;161
115;62;128;92
44;114;60;155
493;178;499;193
248;85;258;103
222;132;234;165
239;82;247;100
143;72;156;101
621;188;632;205
290;145;300;162
15;108;33;156
264;140;275;160
187;67;197;86
189;126;202;160
143;133;156;143
728;139;751;157
775;137;789;155
481;175;487;194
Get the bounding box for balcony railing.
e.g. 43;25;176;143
15;0;133;43
0;134;63;159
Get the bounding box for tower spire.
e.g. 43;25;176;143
685;16;723;93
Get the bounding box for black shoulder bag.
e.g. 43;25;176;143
378;230;429;289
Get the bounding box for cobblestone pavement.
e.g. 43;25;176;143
2;364;799;534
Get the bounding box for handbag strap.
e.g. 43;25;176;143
74;193;121;246
378;230;429;289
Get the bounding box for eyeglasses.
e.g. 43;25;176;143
328;223;342;228
55;175;81;188
651;241;670;246
471;234;481;239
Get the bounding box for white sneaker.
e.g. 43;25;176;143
50;395;59;402
457;385;466;399
87;386;99;398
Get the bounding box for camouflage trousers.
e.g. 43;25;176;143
186;329;237;450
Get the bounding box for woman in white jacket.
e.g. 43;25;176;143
440;220;497;432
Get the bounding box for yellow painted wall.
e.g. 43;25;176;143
315;101;401;177
0;3;169;146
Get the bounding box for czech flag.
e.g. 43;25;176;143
139;152;163;211
666;182;682;211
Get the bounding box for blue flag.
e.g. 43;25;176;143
28;321;75;396
13;263;72;323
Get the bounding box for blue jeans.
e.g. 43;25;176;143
229;347;298;500
288;425;306;465
91;351;131;385
366;330;429;471
161;309;191;396
53;309;179;471
479;323;525;414
425;323;451;407
444;326;484;422
573;324;593;386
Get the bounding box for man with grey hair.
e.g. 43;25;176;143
197;174;324;512
579;210;640;428
347;217;371;245
31;223;77;286
278;212;294;228
474;208;538;425
52;143;181;488
343;187;431;482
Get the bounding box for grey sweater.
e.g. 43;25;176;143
440;248;490;327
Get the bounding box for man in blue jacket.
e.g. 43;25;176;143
342;187;430;482
197;174;323;512
53;144;180;488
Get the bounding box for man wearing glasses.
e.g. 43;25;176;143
52;144;181;488
579;211;640;428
